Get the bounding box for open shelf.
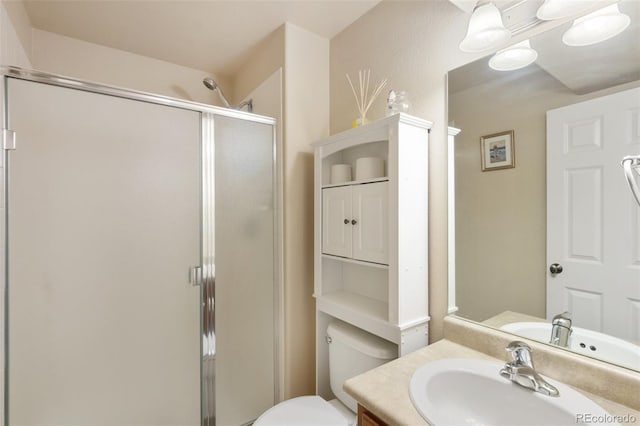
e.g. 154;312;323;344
321;254;389;269
322;177;389;189
316;291;399;344
318;290;387;321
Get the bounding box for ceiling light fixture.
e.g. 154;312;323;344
536;0;595;20
488;39;538;71
562;4;630;47
459;2;512;53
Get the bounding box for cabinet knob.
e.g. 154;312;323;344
351;219;357;225
344;219;349;224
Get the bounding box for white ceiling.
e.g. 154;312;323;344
22;0;381;77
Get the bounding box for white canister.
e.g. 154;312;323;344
330;164;352;184
355;157;385;180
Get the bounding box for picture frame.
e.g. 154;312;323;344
480;130;515;171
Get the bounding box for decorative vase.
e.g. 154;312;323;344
353;116;371;128
385;90;411;117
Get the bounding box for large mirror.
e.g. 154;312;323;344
448;0;640;371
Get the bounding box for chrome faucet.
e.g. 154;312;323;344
499;341;559;397
550;311;572;348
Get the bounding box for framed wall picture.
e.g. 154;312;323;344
480;130;515;171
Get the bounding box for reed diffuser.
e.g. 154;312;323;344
346;69;387;127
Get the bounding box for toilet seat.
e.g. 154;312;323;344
253;395;351;426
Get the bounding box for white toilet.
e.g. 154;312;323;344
254;320;397;426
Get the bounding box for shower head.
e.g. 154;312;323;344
202;77;252;112
202;77;218;91
202;77;231;108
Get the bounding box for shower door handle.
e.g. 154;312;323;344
189;266;202;286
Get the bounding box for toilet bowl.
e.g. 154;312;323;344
254;321;397;426
253;395;353;426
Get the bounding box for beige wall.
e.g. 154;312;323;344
231;26;285;105
31;29;225;105
330;0;478;342
2;0;31;65
282;22;329;398
450;74;556;322
1;0;31;67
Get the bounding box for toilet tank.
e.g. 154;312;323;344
327;321;397;412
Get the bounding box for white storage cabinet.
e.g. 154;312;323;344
313;113;432;400
322;182;388;264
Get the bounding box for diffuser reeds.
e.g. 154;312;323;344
346;69;387;126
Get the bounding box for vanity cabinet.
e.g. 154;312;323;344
322;181;388;264
313;113;432;401
358;405;389;426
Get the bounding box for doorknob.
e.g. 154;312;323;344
550;263;563;274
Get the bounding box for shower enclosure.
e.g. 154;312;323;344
1;67;281;426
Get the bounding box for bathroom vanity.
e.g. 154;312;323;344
312;113;433;401
345;317;640;425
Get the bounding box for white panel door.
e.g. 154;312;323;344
322;186;353;258
547;87;640;341
7;79;201;425
352;182;389;264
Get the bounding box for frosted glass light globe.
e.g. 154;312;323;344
459;2;512;53
563;4;630;47
489;40;538;71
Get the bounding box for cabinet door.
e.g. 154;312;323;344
358;405;389;426
322;186;352;257
352;182;388;264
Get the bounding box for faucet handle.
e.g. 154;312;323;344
505;341;534;368
552;311;572;328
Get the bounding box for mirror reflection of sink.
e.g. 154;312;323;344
409;358;616;426
501;322;640;370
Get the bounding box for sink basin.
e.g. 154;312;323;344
409;358;615;426
501;322;640;370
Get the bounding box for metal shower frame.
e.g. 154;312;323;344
0;65;283;426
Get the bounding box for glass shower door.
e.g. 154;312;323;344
5;78;201;425
211;114;277;426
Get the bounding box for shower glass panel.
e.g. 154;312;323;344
212;115;276;426
5;78;201;425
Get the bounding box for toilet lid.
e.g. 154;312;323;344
254;395;350;426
